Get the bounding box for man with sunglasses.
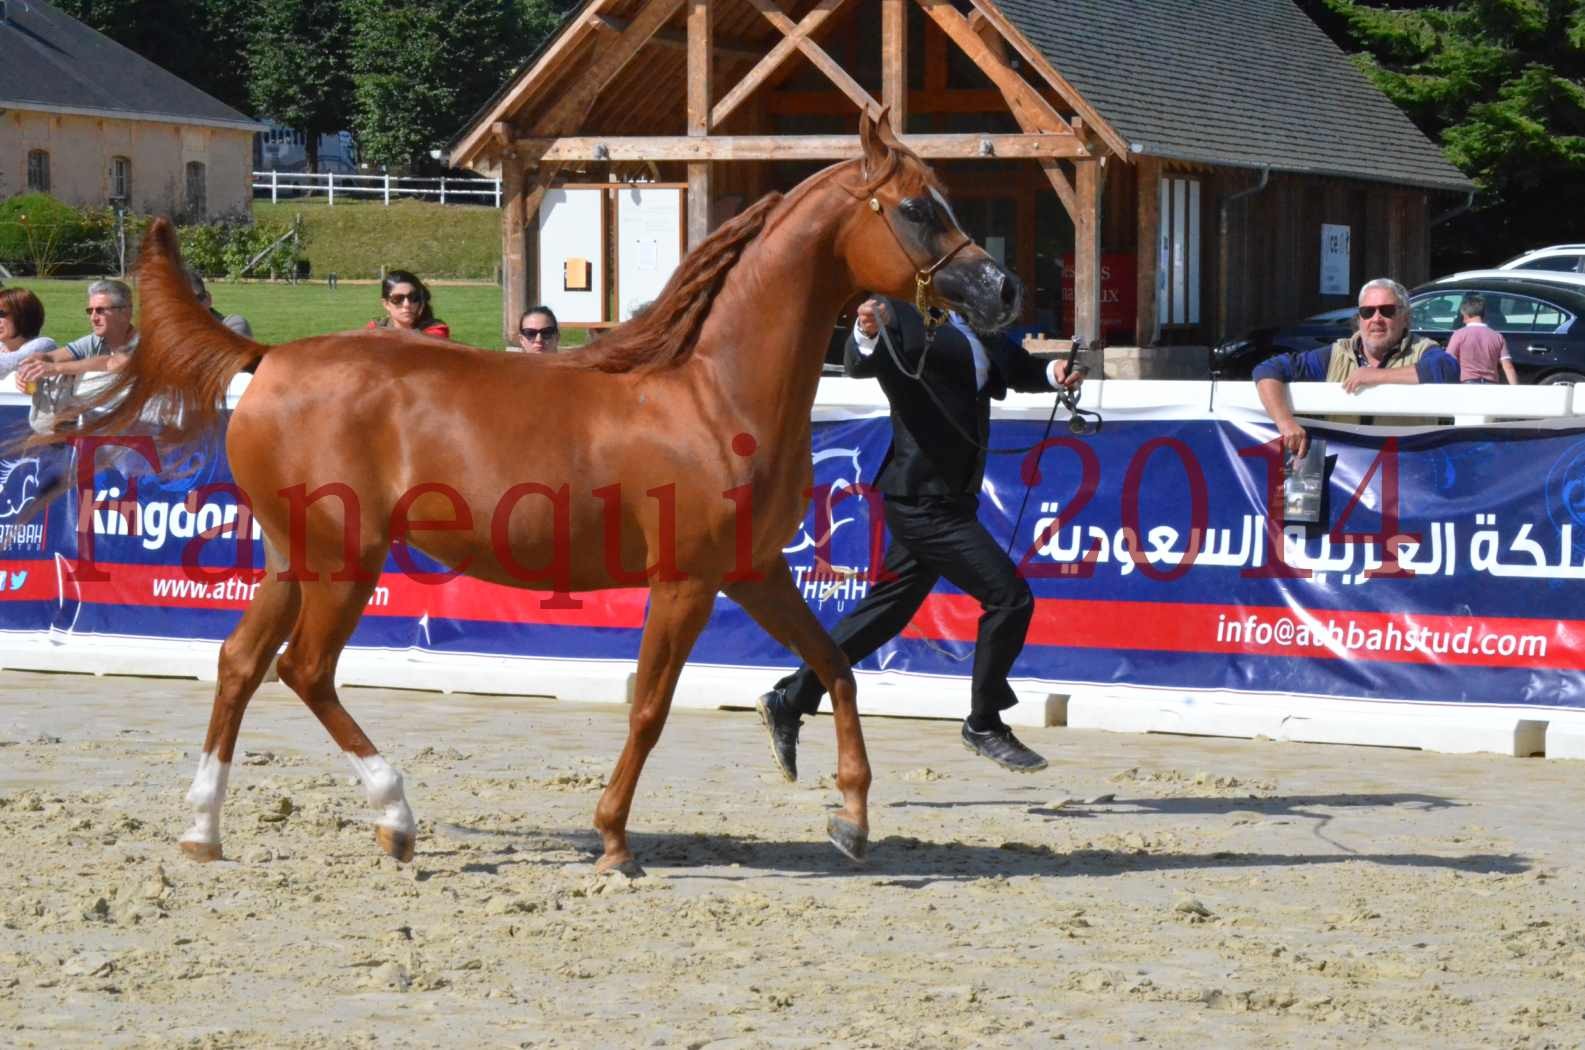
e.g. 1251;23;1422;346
16;279;138;389
1253;277;1458;457
516;305;561;353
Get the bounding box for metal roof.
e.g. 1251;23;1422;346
0;0;264;132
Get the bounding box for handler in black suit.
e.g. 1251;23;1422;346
757;296;1085;775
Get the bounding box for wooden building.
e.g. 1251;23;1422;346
450;0;1472;360
0;1;263;220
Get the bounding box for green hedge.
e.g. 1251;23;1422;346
0;194;300;279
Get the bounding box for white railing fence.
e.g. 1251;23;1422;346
252;171;502;207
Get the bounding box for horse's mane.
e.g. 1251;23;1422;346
565;191;784;374
553;136;937;375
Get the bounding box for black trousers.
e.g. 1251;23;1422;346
776;493;1034;723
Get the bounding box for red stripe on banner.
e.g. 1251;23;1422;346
902;595;1585;671
0;559;61;601
55;562;648;629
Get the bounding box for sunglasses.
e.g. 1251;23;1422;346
386;293;424;307
1357;304;1400;320
0;310;8;320
520;326;558;339
86;305;127;316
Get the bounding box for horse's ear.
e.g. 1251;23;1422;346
860;106;892;180
876;110;904;152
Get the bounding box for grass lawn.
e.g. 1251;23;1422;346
253;198;502;280
9;277;592;350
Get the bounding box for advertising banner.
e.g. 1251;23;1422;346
3;404;1583;709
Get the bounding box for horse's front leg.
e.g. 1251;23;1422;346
726;559;871;861
593;578;717;876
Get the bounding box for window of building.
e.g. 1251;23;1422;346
26;150;49;193
185;161;207;216
110;155;132;202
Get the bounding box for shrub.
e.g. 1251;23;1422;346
0;194;100;276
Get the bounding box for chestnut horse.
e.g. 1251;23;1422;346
80;113;1020;875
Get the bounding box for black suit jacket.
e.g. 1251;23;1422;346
845;298;1055;497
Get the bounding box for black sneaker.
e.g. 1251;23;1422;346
755;689;802;783
961;721;1048;773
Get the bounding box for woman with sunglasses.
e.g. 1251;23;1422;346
515;305;561;353
0;287;58;377
367;270;450;339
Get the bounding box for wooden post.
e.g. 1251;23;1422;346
1073;158;1103;344
1134;156;1161;347
501;158;527;346
687;0;712;247
882;0;906;131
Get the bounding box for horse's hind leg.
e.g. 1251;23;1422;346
725;559;871;862
275;566;417;862
593;579;716;876
180;539;301;862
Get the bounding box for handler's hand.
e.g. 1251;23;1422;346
855;299;892;339
1278;418;1309;459
1052;360;1086;390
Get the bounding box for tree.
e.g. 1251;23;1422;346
1321;0;1585;269
347;0;562;173
245;1;356;174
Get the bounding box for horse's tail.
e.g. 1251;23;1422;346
57;217;265;451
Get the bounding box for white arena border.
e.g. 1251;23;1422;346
4;376;1585;762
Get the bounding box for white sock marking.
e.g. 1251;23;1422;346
345;753;416;837
180;752;231;847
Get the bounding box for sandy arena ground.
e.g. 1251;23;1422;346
1;670;1583;1049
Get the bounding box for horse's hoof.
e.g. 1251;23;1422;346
375;825;416;863
595;855;646;879
826;814;869;864
179;839;223;863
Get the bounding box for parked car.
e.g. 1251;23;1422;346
1494;244;1585;276
1410;274;1585;384
1212;273;1585;383
1209;307;1357;378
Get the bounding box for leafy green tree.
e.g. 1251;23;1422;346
245;1;356;174
347;0;561;173
1321;0;1585;268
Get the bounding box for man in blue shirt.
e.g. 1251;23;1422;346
1253;277;1458;457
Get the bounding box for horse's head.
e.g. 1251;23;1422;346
842;110;1022;331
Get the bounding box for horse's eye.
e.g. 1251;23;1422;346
898;197;932;224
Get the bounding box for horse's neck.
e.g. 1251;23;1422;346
695;184;853;429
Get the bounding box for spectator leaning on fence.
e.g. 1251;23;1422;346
1253;277;1459;457
16;279;139;388
0;287;57;377
368;270;450;340
1445;293;1517;385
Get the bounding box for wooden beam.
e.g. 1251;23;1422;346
712;0;871;129
1073;156;1105;344
882;0;907;131
500;158;527;346
452;0;618;170
513;132;1089;162
1134;156;1161;347
593;13;761;62
1040;159;1075;219
964;0;1132;160
915;0;1068;134
687;0;712;246
532;0;688;135
768;87;1067;116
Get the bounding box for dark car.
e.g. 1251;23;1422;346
1212;275;1585;384
1409;274;1585;385
1209;307;1357;379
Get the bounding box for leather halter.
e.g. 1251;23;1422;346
867;195;973;339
